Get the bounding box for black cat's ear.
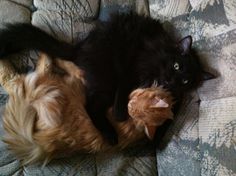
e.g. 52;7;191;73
202;71;216;81
178;36;192;55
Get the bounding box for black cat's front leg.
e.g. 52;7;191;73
113;82;132;121
154;120;172;149
154;100;182;150
86;91;118;145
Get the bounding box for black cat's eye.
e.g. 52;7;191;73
174;62;180;70
182;79;189;84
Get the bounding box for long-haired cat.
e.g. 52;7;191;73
2;53;174;165
0;13;215;144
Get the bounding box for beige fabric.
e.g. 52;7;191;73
150;0;190;20
0;0;31;27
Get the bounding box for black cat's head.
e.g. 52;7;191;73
140;35;215;99
158;36;215;98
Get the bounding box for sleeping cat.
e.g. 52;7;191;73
2;53;173;165
0;13;215;144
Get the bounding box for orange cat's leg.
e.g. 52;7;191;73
36;53;53;74
55;59;85;81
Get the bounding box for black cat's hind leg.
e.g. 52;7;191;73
86;91;118;145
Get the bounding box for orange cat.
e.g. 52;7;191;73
1;53;174;165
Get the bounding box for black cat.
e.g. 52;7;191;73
0;13;214;145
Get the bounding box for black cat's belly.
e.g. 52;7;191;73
75;14;167;121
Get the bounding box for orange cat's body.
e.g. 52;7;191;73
2;54;174;165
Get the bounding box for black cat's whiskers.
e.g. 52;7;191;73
152;80;159;87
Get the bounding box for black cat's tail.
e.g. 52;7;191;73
0;23;76;60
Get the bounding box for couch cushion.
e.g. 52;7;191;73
149;0;236;175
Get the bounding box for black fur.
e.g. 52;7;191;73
0;23;75;59
0;13;211;145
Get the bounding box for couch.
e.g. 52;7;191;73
0;0;235;175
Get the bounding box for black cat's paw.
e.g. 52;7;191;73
114;114;128;122
113;107;128;122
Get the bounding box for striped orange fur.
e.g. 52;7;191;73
2;53;173;165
